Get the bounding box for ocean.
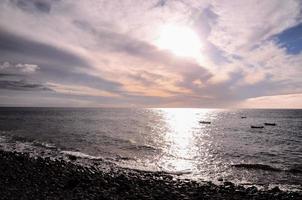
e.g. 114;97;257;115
0;108;301;191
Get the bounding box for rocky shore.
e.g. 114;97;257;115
0;149;301;200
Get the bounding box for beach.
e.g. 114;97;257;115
0;149;301;200
1;0;302;198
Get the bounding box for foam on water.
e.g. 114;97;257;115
61;150;104;160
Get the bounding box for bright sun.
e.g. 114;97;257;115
156;25;202;58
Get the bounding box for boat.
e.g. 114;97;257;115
264;123;276;126
251;125;264;129
199;121;211;124
241;116;247;119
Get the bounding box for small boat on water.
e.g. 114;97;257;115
241;116;247;119
251;125;264;129
199;121;211;124
264;123;276;126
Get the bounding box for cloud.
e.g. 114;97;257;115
70;18;213;98
0;61;39;74
0;29;124;96
0;30;89;68
190;0;302;107
9;0;57;13
239;93;302;109
0;79;51;91
47;82;120;97
208;0;301;54
0;0;302;107
0;60;49;92
15;63;39;73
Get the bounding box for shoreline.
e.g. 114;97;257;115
0;149;301;200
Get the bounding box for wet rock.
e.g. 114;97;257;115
288;168;302;174
68;155;77;161
246;186;258;194
271;186;281;193
224;181;234;188
64;178;80;190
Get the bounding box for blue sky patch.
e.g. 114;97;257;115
275;22;302;54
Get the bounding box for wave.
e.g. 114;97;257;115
162;170;192;176
32;141;57;149
288;168;302;174
232;164;302;174
99;135;135;145
60;150;104;161
0;135;7;142
8;135;58;150
115;155;136;161
97;134;158;152
232;164;282;171
0;134;135;164
122;144;158;152
10;135;34;143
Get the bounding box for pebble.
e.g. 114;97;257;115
0;149;301;200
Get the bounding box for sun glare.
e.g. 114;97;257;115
156;25;202;58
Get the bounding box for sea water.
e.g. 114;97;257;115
0;108;301;190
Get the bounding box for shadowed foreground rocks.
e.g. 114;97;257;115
0;150;301;200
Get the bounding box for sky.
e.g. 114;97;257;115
0;0;302;108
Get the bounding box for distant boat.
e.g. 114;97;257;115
264;123;276;126
251;125;264;129
199;121;211;124
241;116;247;119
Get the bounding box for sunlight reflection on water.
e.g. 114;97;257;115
153;108;218;173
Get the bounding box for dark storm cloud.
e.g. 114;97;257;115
0;79;51;91
9;0;59;13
